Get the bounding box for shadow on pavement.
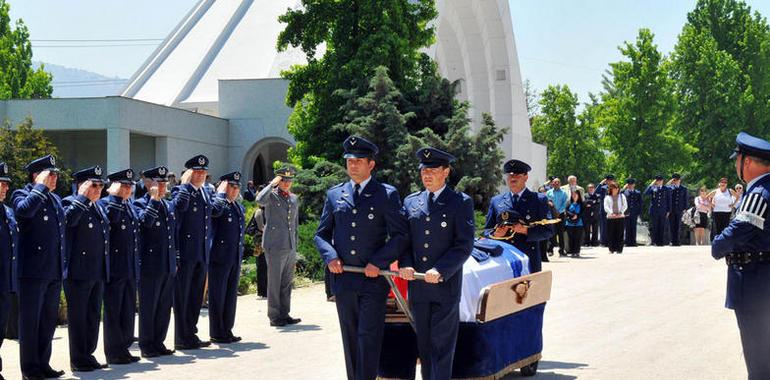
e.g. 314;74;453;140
538;360;589;370
277;324;322;333
70;360;160;380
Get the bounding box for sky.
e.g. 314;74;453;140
9;0;770;102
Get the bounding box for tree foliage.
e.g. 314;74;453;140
531;85;605;185
598;28;694;183
671;0;770;185
0;117;70;194
0;0;52;99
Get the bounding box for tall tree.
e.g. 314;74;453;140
0;117;69;192
0;0;52;99
671;0;770;184
598;28;694;183
531;85;605;184
277;0;437;167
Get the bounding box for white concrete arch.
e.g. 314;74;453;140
240;136;292;185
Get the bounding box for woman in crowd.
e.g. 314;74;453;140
733;183;743;203
565;190;584;257
709;178;735;237
603;183;627;254
693;186;713;245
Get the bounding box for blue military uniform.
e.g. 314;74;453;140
712;132;770;379
595;175;614;246
644;175;671;246
484;160;552;273
134;166;178;357
208;171;246;343
62;166;110;371
98;169;141;364
623;178;643;246
400;148;475;380
314;136;409;380
171;155;226;349
0;163;18;379
667;174;689;246
12;155;67;379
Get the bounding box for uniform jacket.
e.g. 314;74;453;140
0;204;19;292
171;183;226;265
63;194;110;282
596;184;609;215
255;185;298;251
314;178;409;294
623;189;643;216
98;195;139;281
484;189;553;259
667;185;689;214
134;195;178;277
210;194;246;266
583;192;601;221
644;185;671;215
12;183;65;280
712;174;770;311
400;188;474;303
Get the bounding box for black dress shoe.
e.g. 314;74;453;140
270;319;287;327
129;355;141;362
141;351;160;358
43;368;65;378
107;357;132;365
196;340;211;348
230;336;242;342
210;337;231;344
92;362;109;370
71;365;95;372
285;317;301;325
174;343;195;350
23;375;45;380
158;347;175;356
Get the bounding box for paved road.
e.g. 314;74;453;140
0;245;747;379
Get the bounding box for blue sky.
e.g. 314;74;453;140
9;0;770;102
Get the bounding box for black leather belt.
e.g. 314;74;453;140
726;252;770;266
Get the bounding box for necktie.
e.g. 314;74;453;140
353;184;361;205
428;192;435;213
512;194;519;205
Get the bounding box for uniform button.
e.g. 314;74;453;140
351;236;356;241
425;230;430;235
82;251;86;255
37;246;41;250
426;217;431;222
424;243;429;248
352;209;358;214
351;250;356;255
422;256;428;262
351;222;356;227
149;249;153;252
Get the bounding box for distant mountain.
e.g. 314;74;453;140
34;62;127;98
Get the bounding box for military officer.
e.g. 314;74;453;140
134;166;178;358
209;171;246;343
256;166;300;327
0;163;18;380
595;175;616;246
171;154;226;349
13;155;66;380
98;169;141;364
583;184;601;246
712;132;770;379
399;148;474;380
644;175;670;246
622;178;643;246
314;136;409;380
667;173;689;246
484;159;552;273
62;166;110;372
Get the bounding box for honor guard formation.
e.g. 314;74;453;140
0;132;766;379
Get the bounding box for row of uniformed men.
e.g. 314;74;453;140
0;153;247;380
314;136;553;380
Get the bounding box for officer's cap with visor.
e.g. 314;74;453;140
416;147;455;169
142;166;169;182
343;136;379;160
220;171;242;186
184;155;209;170
731;132;770;183
107;169;135;185
504;159;531;175
24;154;58;174
0;162;10;183
72;166;105;185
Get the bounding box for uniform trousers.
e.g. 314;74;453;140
625;215;639;246
208;261;240;339
139;274;174;354
0;291;8;374
335;287;388;380
735;303;770;380
649;212;667;246
174;260;207;346
18;278;61;377
413;301;460;380
265;249;296;322
103;277;136;361
64;279;104;367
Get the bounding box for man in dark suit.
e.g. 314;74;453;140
398;147;474;380
314;136;409;380
12;155;66;380
62;166;110;372
134;166;178;358
98;169;141;365
0;163;18;380
485;160;552;273
209;172;246;343
171;155;226;350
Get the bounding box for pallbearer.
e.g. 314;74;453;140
134;166;177;358
209;171;246;343
398;147;474;380
13;155;66;380
62;166;110;372
98;169;141;364
0;163;17;380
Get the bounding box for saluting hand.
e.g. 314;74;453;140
328;258;343;274
35;170;57;191
78;180;92;197
425;268;441;284
149;182;161;201
180;170;192;185
216;181;228;194
107;182;121;196
270;176;282;187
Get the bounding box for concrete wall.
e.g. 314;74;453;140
46;130;107;171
